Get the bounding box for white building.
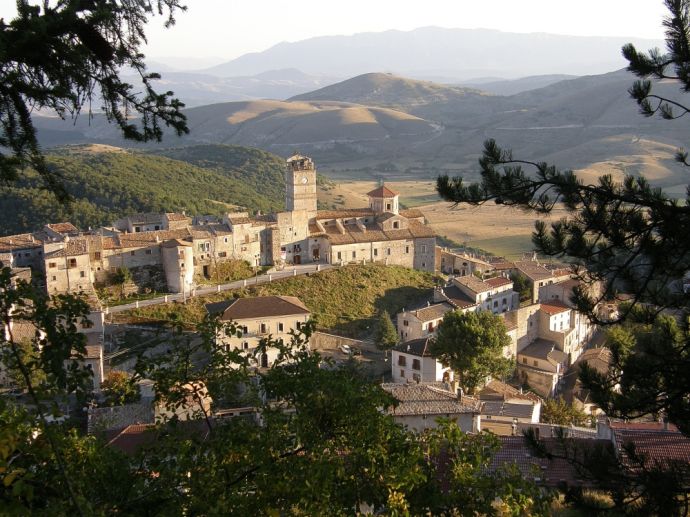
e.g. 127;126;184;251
207;296;311;368
391;337;454;384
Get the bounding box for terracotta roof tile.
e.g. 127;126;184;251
165;212;189;222
485;276;512;288
399;208;424;219
412;302;454;322
393;337;434;357
437;285;477;310
0;233;43;252
46;222;79;234
118;228;191;249
44;238;89;258
367;185;399;198
613;425;690;471
540;300;571;315
381;383;479;416
208;296;311;320
315;208;375;220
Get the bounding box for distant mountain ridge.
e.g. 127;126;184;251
289;73;486;108
201;27;663;80
121;68;340;107
30;69;690;197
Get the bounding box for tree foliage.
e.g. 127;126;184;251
581;312;690;435
0;267;553;515
430;310;514;393
374;310;398;351
436;0;690;433
101;370;140;407
541;397;589;427
0;145;286;236
0;0;188;201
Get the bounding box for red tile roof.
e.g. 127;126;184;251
613;425;690;471
207;296;310;321
46;222;79;234
540;300;571;315
485;276;512;288
367;185;399;198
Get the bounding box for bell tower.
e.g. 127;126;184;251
285;153;317;216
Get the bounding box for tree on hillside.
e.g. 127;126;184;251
373;310;398;353
0;1;189;201
436;0;690;434
430;311;513;393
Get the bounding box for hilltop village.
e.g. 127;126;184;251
1;154;687;500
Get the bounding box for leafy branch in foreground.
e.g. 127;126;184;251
0;0;189;201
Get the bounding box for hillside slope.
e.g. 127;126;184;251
122;264;437;337
289;72;486;108
0;144;285;236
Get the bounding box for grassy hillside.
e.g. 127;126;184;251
0;144;285;236
147;144;286;205
119;264;437;337
290;72;487;109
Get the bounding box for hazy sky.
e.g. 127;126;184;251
0;0;670;66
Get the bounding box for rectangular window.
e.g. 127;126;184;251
79;271;85;278
522;357;527;364
51;276;56;281
260;323;267;334
400;369;405;378
94;252;101;260
68;258;77;268
412;359;421;370
403;320;408;326
386;203;392;210
421;245;427;253
218;251;227;258
154;225;160;231
130;251;135;256
393;221;399;229
296;321;302;330
373;248;378;257
387;248;391;256
413;373;421;382
493;300;498;308
405;246;409;254
352;251;356;259
337;251;342;260
278;323;284;332
49;262;56;269
242;326;248;335
146;249;152;255
398;356;406;367
243;342;249;350
533;360;538;367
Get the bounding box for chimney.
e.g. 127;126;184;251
458;387;464;402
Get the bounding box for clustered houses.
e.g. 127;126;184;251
389;257;598;426
0;154;436;299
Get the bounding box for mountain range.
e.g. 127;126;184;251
32;68;690;195
197;27;662;80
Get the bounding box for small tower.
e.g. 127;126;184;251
367;184;399;214
285;153;317;217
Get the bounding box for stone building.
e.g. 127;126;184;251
206;296;311;368
9;153;436;298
